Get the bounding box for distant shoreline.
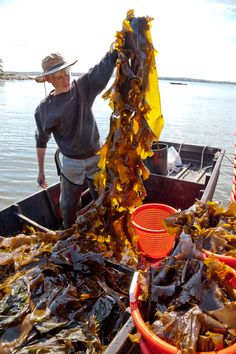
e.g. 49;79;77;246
159;76;236;85
1;71;236;85
0;72;30;81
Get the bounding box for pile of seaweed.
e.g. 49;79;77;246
75;9;164;265
137;200;236;353
164;199;236;257
0;229;132;353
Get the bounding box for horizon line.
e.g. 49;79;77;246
2;71;236;85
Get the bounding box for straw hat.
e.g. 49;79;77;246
34;53;78;83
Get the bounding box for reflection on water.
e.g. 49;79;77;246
0;79;235;209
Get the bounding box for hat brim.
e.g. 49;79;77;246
34;60;78;83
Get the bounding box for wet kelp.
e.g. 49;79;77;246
164;200;236;257
137;201;236;353
76;10;164;264
0;230;132;353
149;247;236;353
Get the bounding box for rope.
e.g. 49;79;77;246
198;146;235;170
43;81;47;97
224;153;234;165
199;145;207;171
177;143;183;155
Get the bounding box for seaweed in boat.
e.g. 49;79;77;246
164;200;236;258
137;224;236;353
0;228;132;352
75;9;164;266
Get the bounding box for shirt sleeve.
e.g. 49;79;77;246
87;50;118;99
34;106;51;148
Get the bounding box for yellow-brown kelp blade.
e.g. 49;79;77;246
77;10;164;260
95;10;164;210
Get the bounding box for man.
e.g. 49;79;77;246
34;49;118;229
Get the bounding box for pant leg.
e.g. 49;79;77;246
60;174;83;229
85;154;100;201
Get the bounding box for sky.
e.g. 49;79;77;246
1;0;236;82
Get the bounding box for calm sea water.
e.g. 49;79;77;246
0;78;235;210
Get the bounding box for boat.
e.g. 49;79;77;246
0;140;226;353
0;140;224;236
170;82;188;85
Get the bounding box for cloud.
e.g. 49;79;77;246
208;0;236;20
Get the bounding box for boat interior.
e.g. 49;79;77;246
0;141;224;237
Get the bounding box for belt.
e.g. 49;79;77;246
63;149;99;160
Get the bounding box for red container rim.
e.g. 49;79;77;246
231;192;236;203
203;250;236;268
130;279;236;354
131;203;177;234
139;335;236;354
232;184;236;194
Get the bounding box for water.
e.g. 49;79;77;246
0;78;235;210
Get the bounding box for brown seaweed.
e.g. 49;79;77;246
138;214;236;353
75;9;164;266
164;200;236;257
0;228;132;353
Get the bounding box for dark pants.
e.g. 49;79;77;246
60;175;98;229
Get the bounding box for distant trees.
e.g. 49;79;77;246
0;58;3;72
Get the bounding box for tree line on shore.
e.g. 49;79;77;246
1;57;236;85
0;58;31;80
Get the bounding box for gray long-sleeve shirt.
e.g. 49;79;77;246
35;50;118;159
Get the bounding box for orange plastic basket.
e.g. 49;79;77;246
131;203;177;259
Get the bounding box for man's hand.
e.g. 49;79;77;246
36;147;47;188
37;172;48;189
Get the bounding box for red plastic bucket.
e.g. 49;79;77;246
131;203;177;259
129;271;236;354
